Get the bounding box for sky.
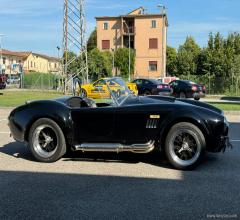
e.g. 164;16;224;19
0;0;240;57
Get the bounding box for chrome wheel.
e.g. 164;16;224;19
169;129;201;167
32;125;58;158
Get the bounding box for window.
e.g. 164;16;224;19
149;38;158;49
170;81;178;87
93;79;105;86
103;22;108;30
3;57;6;64
151;20;157;28
102;40;110;50
149;61;157;71
134;79;143;85
31;61;33;68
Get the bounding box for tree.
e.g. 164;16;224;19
177;36;201;77
101;51;113;77
87;48;112;81
114;48;135;79
87;29;97;52
166;46;178;75
62;51;79;75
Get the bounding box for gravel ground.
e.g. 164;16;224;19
0;108;239;220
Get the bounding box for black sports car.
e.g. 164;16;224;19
132;78;172;96
8;78;231;170
169;80;206;100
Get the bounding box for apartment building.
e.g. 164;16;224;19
0;49;60;75
96;7;168;79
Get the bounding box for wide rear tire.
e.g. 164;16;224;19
165;122;206;170
28;118;66;163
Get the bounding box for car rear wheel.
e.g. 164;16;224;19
179;92;186;99
28;118;66;163
165;122;206;170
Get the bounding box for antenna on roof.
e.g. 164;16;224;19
142;7;147;14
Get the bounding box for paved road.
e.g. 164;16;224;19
0;109;239;220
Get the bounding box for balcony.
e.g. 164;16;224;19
122;26;135;35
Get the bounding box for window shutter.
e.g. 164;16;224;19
149;61;157;65
102;40;110;50
149;38;158;49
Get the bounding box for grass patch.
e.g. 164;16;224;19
208;103;240;111
0;90;64;107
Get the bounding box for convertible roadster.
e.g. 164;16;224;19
8;77;231;170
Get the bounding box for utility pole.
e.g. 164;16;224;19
111;48;115;76
62;0;88;94
157;5;166;78
123;21;131;82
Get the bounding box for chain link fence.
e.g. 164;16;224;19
21;72;62;91
12;72;240;97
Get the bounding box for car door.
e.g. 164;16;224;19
71;106;116;144
169;80;180;97
90;79;109;99
133;79;144;95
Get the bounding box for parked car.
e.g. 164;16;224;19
0;74;7;89
169;80;206;100
6;75;20;84
132;78;172;96
158;76;179;84
9;77;231;170
0;81;6;89
78;77;138;98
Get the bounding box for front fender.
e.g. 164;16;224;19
157;109;210;148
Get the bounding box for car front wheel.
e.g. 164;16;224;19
165;122;206;170
28;118;66;163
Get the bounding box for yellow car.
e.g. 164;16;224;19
78;78;138;99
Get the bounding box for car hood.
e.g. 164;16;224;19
143;95;222;115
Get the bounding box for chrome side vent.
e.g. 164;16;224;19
146;119;159;129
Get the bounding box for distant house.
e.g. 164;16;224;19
96;7;168;79
0;49;61;75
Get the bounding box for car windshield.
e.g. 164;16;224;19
105;78;133;106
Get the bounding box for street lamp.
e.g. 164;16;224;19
123;21;131;82
57;46;61;59
157;4;166;77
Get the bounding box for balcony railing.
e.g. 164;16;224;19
123;26;135;35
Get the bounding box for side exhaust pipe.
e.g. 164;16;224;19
74;141;155;154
